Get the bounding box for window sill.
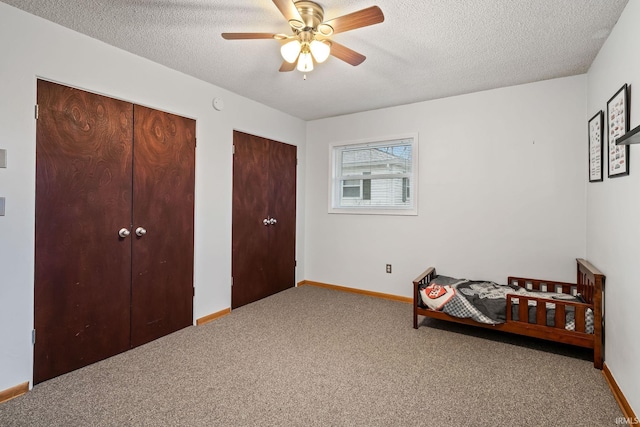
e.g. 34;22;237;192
328;207;418;216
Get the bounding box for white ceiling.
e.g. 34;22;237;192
2;0;629;120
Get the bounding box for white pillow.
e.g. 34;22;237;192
420;284;456;310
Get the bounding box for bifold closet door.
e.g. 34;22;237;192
267;138;297;294
34;81;196;383
34;80;133;384
232;132;270;309
231;131;296;309
130;105;195;348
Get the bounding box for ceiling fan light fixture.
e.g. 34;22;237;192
281;40;302;63
221;1;385;73
297;51;314;72
310;40;330;63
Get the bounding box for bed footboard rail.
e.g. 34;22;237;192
505;294;593;334
506;277;577;295
413;267;435;329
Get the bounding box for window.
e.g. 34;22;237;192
329;135;418;215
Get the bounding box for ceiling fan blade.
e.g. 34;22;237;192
323;6;384;35
272;0;303;23
279;60;296;72
330;41;366;66
221;33;279;40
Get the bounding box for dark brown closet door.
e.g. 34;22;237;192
231;131;296;309
232;132;271;309
268;140;297;293
34;80;133;384
130;105;195;347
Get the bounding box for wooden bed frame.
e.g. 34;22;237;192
413;258;605;369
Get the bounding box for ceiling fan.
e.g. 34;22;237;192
221;0;384;73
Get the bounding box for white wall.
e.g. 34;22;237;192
586;0;640;415
305;75;587;297
0;3;306;392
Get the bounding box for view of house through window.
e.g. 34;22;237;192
330;135;417;215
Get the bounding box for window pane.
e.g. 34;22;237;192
339;178;410;207
340;142;412;177
342;185;360;198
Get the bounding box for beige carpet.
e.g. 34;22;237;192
0;285;622;426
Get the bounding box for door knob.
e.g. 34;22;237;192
118;228;131;238
268;218;277;225
263;218;270;226
135;227;147;237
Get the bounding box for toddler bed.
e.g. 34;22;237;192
413;259;605;368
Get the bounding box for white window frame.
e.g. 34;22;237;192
328;133;418;215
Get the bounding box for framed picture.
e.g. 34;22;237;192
607;84;629;177
588;111;603;182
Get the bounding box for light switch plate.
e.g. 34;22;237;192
0;149;6;168
0;197;5;216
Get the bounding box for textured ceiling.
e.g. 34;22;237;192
2;0;629;120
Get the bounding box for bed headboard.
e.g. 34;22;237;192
577;258;605;369
576;258;605;305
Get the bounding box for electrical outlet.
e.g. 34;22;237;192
386;264;392;274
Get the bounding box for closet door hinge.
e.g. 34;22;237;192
232;145;235;155
35;104;39;120
32;329;36;345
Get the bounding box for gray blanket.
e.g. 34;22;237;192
420;275;593;333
